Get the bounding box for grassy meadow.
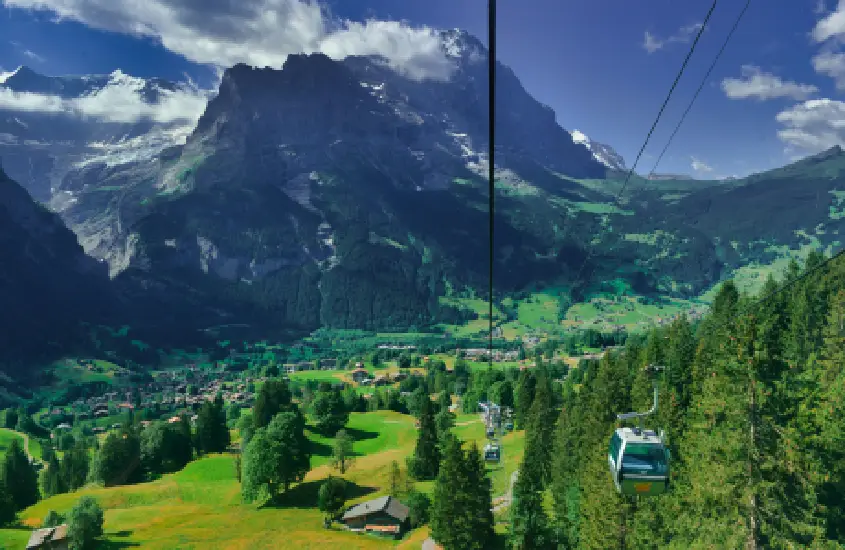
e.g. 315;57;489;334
0;408;524;549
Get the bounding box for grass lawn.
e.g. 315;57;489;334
0;428;41;462
0;410;524;549
0;428;23;457
307;411;417;468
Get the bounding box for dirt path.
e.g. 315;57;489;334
492;469;519;513
1;428;34;462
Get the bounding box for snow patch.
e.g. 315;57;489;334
571;129;589;144
0;66;22;84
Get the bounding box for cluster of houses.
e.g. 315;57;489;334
458;348;520;362
350;367;409;386
49;364;263;433
283;358;337;374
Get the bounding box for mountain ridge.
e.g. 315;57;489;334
0;32;844;339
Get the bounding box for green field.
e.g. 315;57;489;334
565;294;705;332
0;428;41;462
0;410;523;549
0;429;23;457
307;411;417;468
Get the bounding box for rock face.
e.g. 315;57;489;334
40;31;610;332
0;65;204;201
1;29;842;338
0;164;112;364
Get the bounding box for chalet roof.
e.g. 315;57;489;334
26;524;68;549
342;496;409;522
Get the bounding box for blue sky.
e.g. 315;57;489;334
0;0;843;177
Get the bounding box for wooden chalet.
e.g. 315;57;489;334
26;524;68;550
341;496;409;537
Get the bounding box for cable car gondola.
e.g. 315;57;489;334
607;365;671;497
484;441;501;463
608;427;670;496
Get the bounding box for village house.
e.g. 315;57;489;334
351;368;369;383
341;496;409;537
26;524;68;550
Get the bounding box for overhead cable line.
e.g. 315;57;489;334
732;247;845;323
487;0;497;367
645;0;752;179
571;0;719;288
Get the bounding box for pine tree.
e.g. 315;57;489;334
2;438;39;510
40;454;66;498
510;413;553;548
408;396;440;480
430;436;494;550
525;372;555;483
514;370;536;430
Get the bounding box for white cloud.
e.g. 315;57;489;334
642;23;702;54
0;69;210;125
21;49;45;63
775;98;845;154
813;0;845;42
721;65;818;100
812;49;845;89
10;41;45;63
1;0;455;81
643;32;662;54
691;156;713;173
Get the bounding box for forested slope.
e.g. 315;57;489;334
514;250;845;549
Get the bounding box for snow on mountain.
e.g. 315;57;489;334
570;129;626;171
0;66;211;201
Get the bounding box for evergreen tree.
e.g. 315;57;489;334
408;396;440;480
40;454;66;498
514;370;536;430
2;438;39;510
525;372;555;483
61;442;90;491
253;379;294;429
510;419;553;548
0;486;14;527
195;395;230;454
430;436;494;550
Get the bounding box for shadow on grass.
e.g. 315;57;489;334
262;479;377;509
308;426;379;459
309;438;333;459
99;537;141;548
343;427;378;443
